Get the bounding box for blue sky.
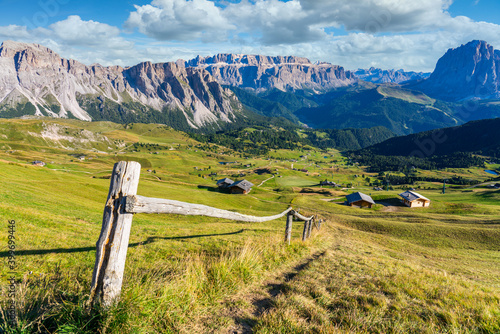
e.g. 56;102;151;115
1;0;499;71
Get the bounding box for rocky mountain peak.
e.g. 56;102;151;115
186;53;355;91
0;40;63;71
413;40;500;101
0;40;57;57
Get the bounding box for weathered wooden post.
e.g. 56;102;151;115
317;219;322;231
89;161;141;307
284;211;294;244
307;218;314;238
302;219;309;241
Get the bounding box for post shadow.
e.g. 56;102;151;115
0;229;246;258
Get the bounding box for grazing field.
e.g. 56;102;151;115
0;119;499;333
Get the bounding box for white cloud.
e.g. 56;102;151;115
0;16;135;66
125;0;234;42
298;0;454;33
2;1;500;72
223;0;326;45
0;25;33;40
49;16;130;48
126;0;459;45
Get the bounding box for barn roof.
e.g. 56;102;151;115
230;180;254;191
345;192;375;205
216;178;234;185
398;190;430;202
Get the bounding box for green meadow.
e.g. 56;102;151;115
0;118;499;333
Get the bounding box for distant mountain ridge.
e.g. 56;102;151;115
355;67;430;84
293;87;460;136
0;40;240;129
2;39;500;137
412;40;500;101
185;53;356;92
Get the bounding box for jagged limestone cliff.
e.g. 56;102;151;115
0;41;240;128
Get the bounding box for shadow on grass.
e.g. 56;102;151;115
197;185;221;192
0;229;246;258
375;198;405;207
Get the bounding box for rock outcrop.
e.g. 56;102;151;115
412;40;500;101
185;54;356;91
355;67;429;84
0;41;239;127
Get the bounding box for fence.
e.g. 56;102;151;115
89;161;322;307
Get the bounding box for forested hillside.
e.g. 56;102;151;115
191;126;395;155
349;118;500;171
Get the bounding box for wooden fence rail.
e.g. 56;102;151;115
90;161;321;307
125;195;293;222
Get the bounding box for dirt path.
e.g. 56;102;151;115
320;197;342;202
257;174;275;187
220;250;328;334
465;181;499;189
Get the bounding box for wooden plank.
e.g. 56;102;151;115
284;211;294;244
125;195;292;223
89;161;141;307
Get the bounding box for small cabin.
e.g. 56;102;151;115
228;180;254;194
32;160;46;167
321;180;338;187
345;192;375;208
399;190;431;208
216;178;234;189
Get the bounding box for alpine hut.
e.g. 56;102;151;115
345;192;375;208
228;180;254;194
398;190;431;208
216;178;234;189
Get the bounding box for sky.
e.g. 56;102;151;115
0;0;500;72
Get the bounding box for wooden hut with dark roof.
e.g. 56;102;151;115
345;192;375;208
229;180;254;194
216;178;234;189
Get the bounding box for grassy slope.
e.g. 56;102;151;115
247;190;500;333
0;118;498;333
294;87;460;135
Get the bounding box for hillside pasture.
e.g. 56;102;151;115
0;119;498;333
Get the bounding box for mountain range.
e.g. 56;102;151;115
354;68;429;84
0;39;500;134
185;54;356;91
0;40;240;129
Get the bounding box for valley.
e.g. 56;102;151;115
0;118;498;333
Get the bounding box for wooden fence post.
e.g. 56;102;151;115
318;219;322;230
89;161;141;307
307;218;313;238
302;219;309;241
284;211;294;244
